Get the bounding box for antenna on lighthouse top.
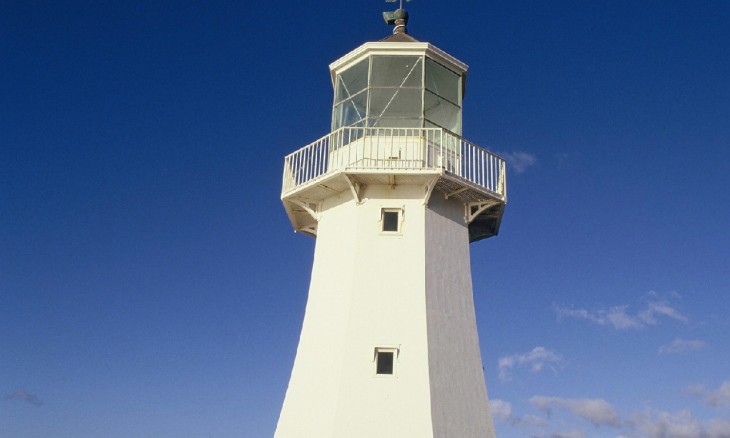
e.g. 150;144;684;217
383;0;411;34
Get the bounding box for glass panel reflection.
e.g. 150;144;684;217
333;91;367;129
425;91;460;133
371;56;422;88
369;88;422;120
425;58;460;105
335;58;369;104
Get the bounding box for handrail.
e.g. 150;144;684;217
282;127;506;200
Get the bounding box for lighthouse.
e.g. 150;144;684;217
276;8;505;438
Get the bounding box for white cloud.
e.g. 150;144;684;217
497;395;730;438
530;396;623;427
687;381;730;408
490;399;513;420
707;418;730;437
522;414;552;428
625;408;730;438
554;296;687;330
658;338;707;354
631;409;702;438
642;300;688;325
499;151;537;173
498;346;563;381
490;399;550;428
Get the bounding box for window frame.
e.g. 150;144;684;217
380;208;403;234
373;346;399;377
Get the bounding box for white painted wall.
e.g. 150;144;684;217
275;182;494;437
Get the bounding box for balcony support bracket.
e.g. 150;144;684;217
290;199;321;222
423;177;439;206
445;187;468;199
466;200;499;224
345;175;365;204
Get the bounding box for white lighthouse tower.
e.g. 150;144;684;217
276;8;506;438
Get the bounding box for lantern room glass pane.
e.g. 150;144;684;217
369;88;422;120
335;58;369;104
425;58;460;106
370;56;423;88
333;91;367;129
425;91;461;133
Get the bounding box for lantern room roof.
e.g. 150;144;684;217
328;36;469;93
380;32;420;43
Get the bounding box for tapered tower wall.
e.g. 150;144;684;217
275;183;494;437
425;193;495;437
275;192;359;436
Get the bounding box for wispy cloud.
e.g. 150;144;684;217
499;151;537;173
530;395;623;427
658;338;707;354
498;346;563;381
554;295;688;330
489;398;549;428
490;399;513;420
4;390;43;407
686;381;730;408
628;408;730;438
497;395;730;438
707;418;730;437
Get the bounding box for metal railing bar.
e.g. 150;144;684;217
282;127;505;199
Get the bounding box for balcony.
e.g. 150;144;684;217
281;127;507;242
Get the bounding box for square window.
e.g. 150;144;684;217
382;209;401;233
375;348;397;375
376;351;394;374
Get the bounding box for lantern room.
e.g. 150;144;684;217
329;33;468;135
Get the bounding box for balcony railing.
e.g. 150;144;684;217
282;127;506;200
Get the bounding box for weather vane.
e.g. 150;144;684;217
383;0;411;34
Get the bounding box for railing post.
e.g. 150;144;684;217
332;130;338;170
499;159;506;199
440;129;444;169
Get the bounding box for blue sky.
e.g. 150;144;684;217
2;1;729;437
